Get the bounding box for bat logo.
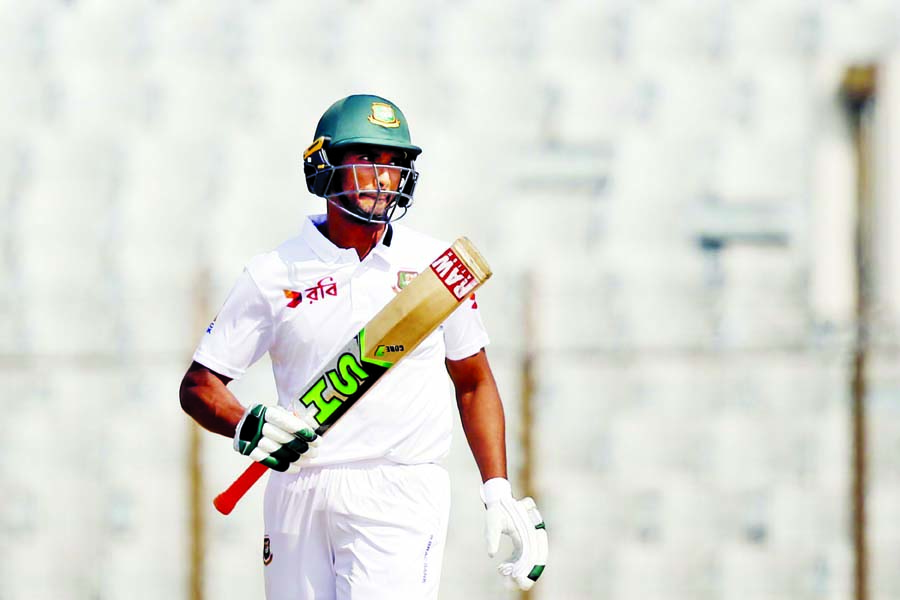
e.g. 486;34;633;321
298;348;371;427
375;344;405;356
430;249;477;300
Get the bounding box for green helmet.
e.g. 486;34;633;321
303;94;422;223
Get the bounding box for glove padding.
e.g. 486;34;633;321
481;478;548;591
233;404;319;473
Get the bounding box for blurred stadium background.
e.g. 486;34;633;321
2;1;900;599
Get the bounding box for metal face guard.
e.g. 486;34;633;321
319;163;418;224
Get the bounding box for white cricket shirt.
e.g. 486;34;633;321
193;214;490;466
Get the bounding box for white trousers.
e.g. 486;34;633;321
262;460;451;600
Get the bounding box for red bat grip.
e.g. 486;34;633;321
213;461;268;515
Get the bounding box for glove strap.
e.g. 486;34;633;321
232;405;253;452
480;477;512;505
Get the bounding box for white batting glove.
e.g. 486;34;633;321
481;478;548;591
233;404;320;473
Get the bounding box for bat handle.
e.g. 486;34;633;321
213;461;268;515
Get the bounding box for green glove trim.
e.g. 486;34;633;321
527;565;545;582
236;405;267;455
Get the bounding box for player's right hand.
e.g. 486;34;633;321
481;478;548;591
233;404;319;473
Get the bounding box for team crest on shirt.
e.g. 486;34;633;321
263;535;273;566
392;270;419;294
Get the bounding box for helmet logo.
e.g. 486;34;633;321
304;136;327;160
368;102;401;128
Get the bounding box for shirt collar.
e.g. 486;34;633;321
301;214;355;264
300;214;395;266
368;224;395;267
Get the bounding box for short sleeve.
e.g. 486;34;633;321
192;269;274;380
443;293;490;361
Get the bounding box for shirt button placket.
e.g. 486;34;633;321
349;264;372;320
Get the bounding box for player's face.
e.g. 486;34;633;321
335;147;407;219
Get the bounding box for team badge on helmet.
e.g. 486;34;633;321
368;102;401;128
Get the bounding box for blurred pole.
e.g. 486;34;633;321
189;266;211;600
840;64;877;600
188;411;206;600
519;269;537;599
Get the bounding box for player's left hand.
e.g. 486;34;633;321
480;478;548;591
233;404;319;473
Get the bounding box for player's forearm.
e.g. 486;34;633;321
179;365;245;439
457;381;508;483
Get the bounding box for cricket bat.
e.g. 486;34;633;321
213;237;492;515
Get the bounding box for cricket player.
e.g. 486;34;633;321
179;94;548;599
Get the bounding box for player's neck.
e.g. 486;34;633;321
322;206;386;261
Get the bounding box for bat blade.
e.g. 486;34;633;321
213;237;492;515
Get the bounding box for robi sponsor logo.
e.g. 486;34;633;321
284;276;339;308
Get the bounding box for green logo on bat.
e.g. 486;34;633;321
298;352;369;426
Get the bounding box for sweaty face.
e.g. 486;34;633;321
332;147;408;221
